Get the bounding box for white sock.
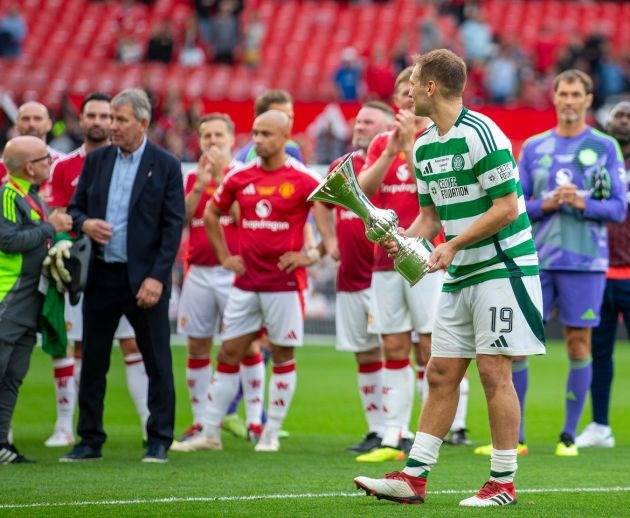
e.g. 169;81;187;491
403;432;443;477
204;363;241;430
381;359;414;448
266;360;297;433
451;376;469;431
124;353;150;435
490;448;518;483
52;358;75;433
73;357;82;389
186;355;211;425
357;361;384;436
240;353;265;429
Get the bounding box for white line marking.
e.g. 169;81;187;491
0;486;629;509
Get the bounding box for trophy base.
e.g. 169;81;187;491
394;238;432;286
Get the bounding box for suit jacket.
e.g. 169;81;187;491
68;140;185;295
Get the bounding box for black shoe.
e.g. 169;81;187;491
397;437;413;454
59;442;102;462
445;428;472;446
559;432;575;447
346;432;382;453
142;442;168;463
0;443;34;464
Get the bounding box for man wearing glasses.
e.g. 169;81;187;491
0;102;66;203
0;136;72;464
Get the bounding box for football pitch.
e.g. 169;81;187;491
2;341;630;516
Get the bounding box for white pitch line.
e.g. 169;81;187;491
1;486;629;510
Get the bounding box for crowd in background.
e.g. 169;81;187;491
1;0;630;164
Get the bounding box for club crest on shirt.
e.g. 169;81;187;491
578;148;598;167
555;168;573;186
255;199;272;219
279;182;295;199
451;153;465;171
396;165;410;182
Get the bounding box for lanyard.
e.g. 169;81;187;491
8;178;47;222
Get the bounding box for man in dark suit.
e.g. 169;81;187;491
61;88;185;463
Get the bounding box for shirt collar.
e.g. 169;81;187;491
8;174;33;193
116;136;147;161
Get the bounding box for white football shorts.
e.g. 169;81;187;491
335;289;380;353
65;293;135;342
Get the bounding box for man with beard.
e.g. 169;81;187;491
0;102;65;202
518;71;626;457
576;100;630;448
44;93;149;448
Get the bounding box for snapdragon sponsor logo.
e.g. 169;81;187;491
339;210;360;221
242;219;290;232
380;183;417;194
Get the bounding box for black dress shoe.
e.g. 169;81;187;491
0;443;34;464
142;443;168;463
59;442;102;462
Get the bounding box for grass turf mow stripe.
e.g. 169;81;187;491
1;486;629;510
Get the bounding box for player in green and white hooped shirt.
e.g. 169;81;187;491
354;49;545;508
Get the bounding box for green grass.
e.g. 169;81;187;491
2;341;630;516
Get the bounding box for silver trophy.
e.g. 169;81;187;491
308;153;432;286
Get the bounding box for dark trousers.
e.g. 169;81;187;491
78;260;174;449
0;331;36;443
591;278;630;426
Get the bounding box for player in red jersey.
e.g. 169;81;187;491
44;93;149;447
0;102;65;202
354;67;468;462
313;101;395;454
170;113;249;449
178;110;325;453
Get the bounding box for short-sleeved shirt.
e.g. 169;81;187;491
414;107;539;292
184;169;239;267
211;157;320;292
364;131;421;272
519;126;627;272
48;146;86;208
328;152;374;292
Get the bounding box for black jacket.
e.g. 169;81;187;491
68;140;185;295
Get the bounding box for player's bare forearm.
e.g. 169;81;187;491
358;151;395;198
404;206;442;241
184;190;203;224
449;192;519;252
312;202;336;242
203;204;230;263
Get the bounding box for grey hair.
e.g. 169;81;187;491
3;154;24;173
111;88;152;123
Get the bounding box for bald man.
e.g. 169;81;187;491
0;102;66;202
576;101;630;448
177;110;326;453
0;136;72;463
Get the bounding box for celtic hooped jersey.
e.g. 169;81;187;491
414;107;539;292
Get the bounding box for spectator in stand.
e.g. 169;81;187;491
180;22;206;67
0;5;26;58
484;40;519;104
597;42;626;102
146;21;174;64
459;7;493;62
210;0;240;65
534;25;560;75
365;45;396;101
334;47;362;102
117;35;143;64
243;9;265;69
418;5;443;54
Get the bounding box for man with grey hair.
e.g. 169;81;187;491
62;88;185;463
0;136;72;463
